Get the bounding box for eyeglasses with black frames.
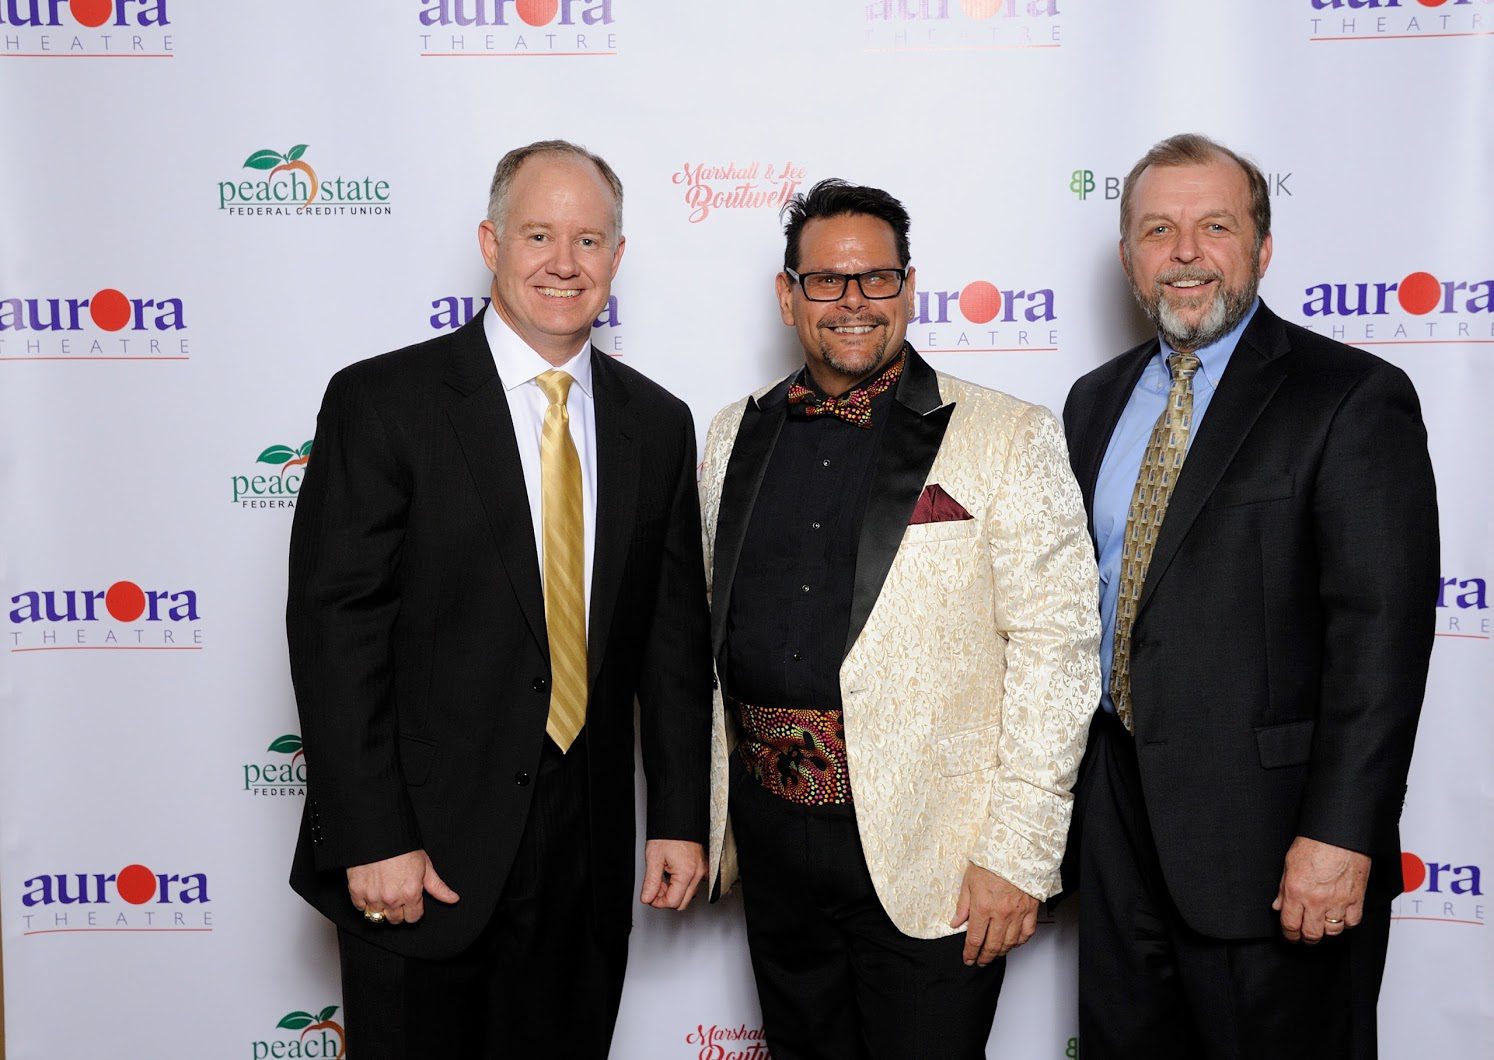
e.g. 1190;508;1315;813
784;267;909;302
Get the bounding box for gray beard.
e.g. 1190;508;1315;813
1134;271;1259;353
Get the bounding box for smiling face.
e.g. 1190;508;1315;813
478;153;624;365
1121;156;1272;354
776;213;914;397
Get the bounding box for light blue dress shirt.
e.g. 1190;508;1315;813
1093;299;1260;712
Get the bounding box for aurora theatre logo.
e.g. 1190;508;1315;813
218;144;392;218
1300;269;1494;346
1394;850;1484;926
863;0;1063;54
19;861;213;935
0;286;189;362
417;0;616;57
911;275;1060;353
1307;0;1493;43
9;578;203;651
0;0;173;58
428;293;624;353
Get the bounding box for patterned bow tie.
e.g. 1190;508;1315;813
786;353;906;429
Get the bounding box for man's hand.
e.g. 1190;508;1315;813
640;839;708;911
1272;835;1370;944
346;849;460;926
951;862;1038;966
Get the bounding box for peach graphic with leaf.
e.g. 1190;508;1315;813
244;145;319;207
277;1005;344;1058
268;733;305;766
258;440;314;476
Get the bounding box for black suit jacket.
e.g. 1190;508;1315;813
1062;301;1438;939
286;313;712;960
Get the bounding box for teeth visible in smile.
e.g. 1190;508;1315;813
832;325;875;334
1170;280;1209;288
539;287;580;298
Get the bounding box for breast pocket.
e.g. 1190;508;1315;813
1207;476;1295;511
902;519;980;545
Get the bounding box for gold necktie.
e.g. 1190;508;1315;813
535;369;588;752
1111;351;1201;732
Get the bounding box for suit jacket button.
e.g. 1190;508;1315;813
532;676;548;693
514;771;531;787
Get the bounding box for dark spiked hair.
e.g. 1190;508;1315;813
781;179;912;272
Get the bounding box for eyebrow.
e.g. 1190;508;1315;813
516;221;609;238
1136;210;1240;228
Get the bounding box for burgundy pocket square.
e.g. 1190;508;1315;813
909;484;973;525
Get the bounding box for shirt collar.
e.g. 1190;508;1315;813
1156;297;1260;389
481;302;594;397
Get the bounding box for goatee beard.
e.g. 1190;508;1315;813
819;314;892;379
1132;266;1258;353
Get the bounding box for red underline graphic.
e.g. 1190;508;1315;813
1347;340;1494;347
1434;633;1489;640
24;927;213;935
1311;32;1494;41
1;52;174;58
924;347;1059;353
420;51;615;57
1391;916;1484;925
11;646;204;653
863;44;1061;53
0;356;190;362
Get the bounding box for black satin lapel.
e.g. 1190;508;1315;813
1136;347;1288;617
710;399;787;659
587;358;639;689
445;383;548;656
844;398;955;658
1081;345;1154;512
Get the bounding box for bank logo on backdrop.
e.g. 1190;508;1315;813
1300;270;1494;347
429;293;625;353
0;287;189;362
233;439;312;510
1437;574;1489;641
1067;167;1295;204
0;0;172;58
683;1023;769;1059
1395;851;1484;926
18;861;213;936
218;144;392;218
417;0;616;57
1307;0;1492;43
671;161;808;225
863;0;1062;54
252;1005;345;1059
245;734;308;797
8;579;203;652
912;275;1060;353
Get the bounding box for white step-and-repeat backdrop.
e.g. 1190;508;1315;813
1;2;1488;1056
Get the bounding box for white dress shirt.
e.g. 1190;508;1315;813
482;305;597;625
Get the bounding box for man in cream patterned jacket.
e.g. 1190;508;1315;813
700;179;1099;1059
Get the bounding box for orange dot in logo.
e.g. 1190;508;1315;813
105;580;146;622
1397;271;1441;316
89;288;131;331
959;281;1003;325
516;0;558;26
69;0;112;27
116;863;157;905
960;0;1003;18
1417;0;1449;8
1400;851;1426;893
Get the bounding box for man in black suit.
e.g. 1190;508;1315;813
286;140;712;1058
1062;133;1438;1058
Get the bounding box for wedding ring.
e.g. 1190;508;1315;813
1324;916;1344;925
364;909;387;924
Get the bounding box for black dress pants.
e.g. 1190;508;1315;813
730;754;1006;1060
337;731;627;1059
1075;709;1392;1060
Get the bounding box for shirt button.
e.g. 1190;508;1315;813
811;521;821;530
801;584;811;593
531;676;548;693
822;459;831;467
514;771;531;787
791;651;802;661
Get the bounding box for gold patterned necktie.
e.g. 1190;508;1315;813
1110;351;1202;732
535;369;588;752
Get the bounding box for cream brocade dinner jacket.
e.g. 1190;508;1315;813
702;361;1100;939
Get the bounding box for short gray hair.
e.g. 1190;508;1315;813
1119;133;1270;255
486;139;623;236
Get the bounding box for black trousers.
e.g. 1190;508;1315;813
1075;710;1392;1060
730;754;1006;1060
337;732;627;1059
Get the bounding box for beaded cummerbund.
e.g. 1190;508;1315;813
730;696;853;806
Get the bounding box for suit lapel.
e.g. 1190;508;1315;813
442;315;548;655
845;348;953;658
1136;303;1291;617
587;350;640;689
1078;343;1154;513
709;375;791;660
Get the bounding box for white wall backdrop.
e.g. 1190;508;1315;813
1;2;1489;1056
